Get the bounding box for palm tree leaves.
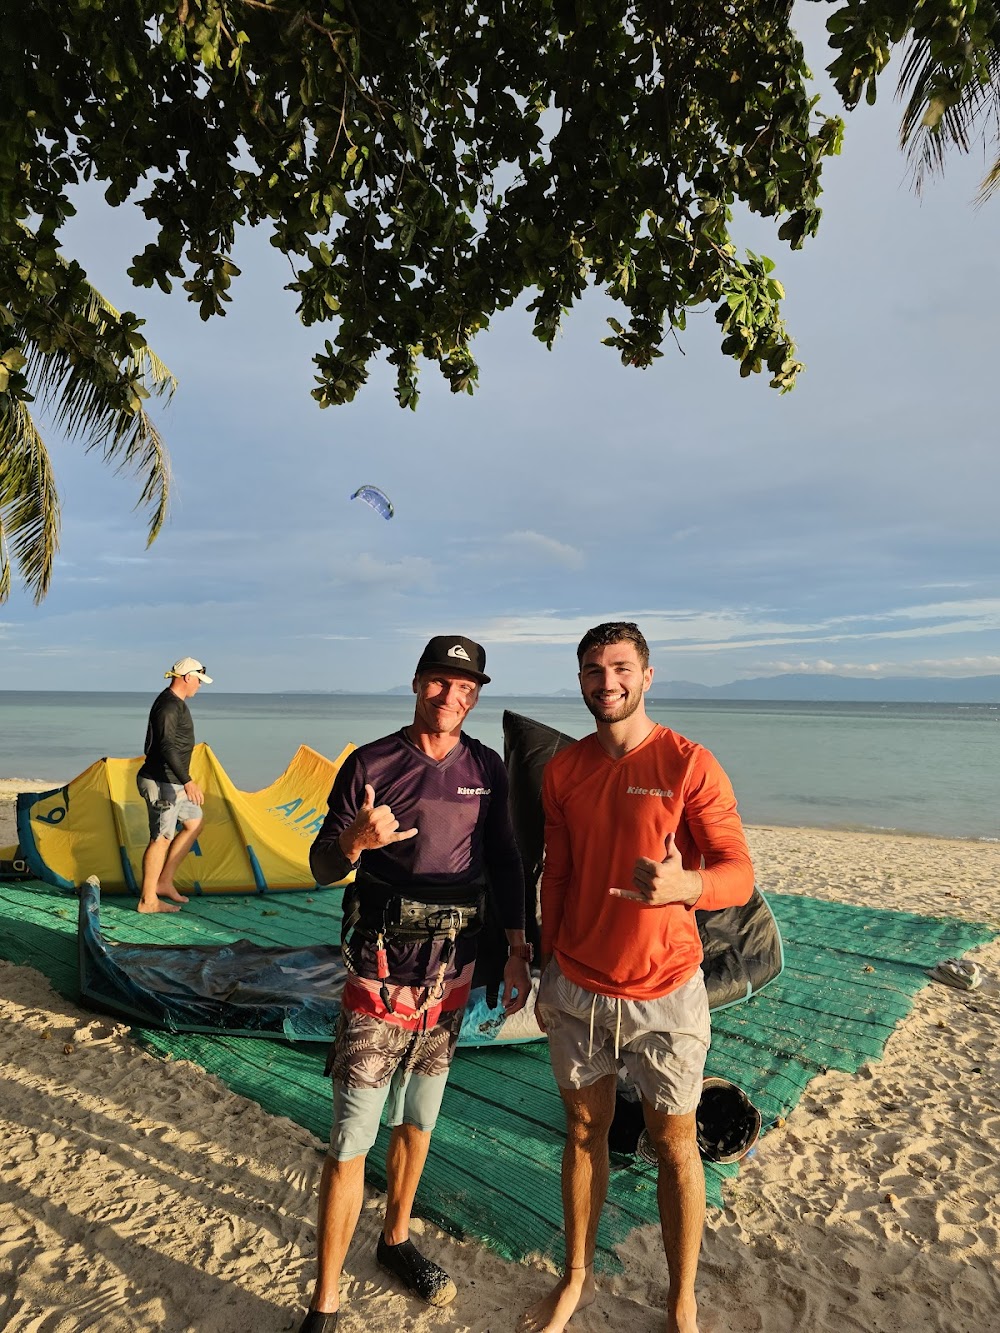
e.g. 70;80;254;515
895;8;1000;200
0;397;59;604
0;230;174;603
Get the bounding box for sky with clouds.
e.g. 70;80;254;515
3;9;999;694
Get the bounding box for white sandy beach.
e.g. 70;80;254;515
1;812;998;1332
1;779;52;853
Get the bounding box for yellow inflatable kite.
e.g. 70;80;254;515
12;742;353;894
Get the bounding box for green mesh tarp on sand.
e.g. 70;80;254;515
0;880;994;1271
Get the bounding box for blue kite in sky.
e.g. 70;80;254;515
350;484;394;520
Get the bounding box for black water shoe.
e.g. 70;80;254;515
376;1234;457;1306
298;1311;337;1332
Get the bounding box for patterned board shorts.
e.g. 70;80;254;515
536;959;711;1117
327;1004;465;1160
136;775;202;841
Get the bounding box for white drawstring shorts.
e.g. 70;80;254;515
536;959;710;1116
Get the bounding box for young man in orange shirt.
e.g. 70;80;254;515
519;622;754;1333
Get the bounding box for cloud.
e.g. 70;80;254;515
912;655;1000;673
475;608;821;648
759;659;856;675
2;643;77;659
759;655;1000;678
300;634;372;642
499;530;585;569
883;598;1000;626
473;597;1000;654
329;552;436;591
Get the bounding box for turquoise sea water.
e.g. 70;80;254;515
1;692;998;841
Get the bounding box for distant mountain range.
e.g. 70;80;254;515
530;674;1000;703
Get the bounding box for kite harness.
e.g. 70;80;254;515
340;869;486;1018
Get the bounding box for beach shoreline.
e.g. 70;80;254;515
2;809;998;1329
5;777;998;859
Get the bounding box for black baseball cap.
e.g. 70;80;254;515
415;635;490;685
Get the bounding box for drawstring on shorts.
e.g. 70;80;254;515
587;993;623;1060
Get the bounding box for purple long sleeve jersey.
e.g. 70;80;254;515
310;729;525;931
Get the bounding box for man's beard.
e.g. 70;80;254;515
583;687;644;725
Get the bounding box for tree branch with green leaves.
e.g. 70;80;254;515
3;0;999;602
3;0;849;422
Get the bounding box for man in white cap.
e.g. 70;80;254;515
135;657;213;914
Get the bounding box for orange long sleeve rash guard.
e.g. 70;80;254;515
540;724;755;1001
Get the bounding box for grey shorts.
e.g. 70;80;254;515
536;959;710;1116
327;1006;463;1160
136;775;202;841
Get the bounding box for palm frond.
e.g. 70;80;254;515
22;303;177;410
6;228;174;560
45;359;172;546
0;398;60;604
80;286;178;400
0;528;9;603
977;150;1000;201
897;33;1000;194
108;398;171;547
11;222;178;403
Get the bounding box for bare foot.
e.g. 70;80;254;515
156;885;189;903
137;899;181;913
518;1270;596;1333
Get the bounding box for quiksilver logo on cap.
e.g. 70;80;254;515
447;643;472;662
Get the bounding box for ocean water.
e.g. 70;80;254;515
1;692;998;842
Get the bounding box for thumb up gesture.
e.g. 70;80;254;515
608;833;701;907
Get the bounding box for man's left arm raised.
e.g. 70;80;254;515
681;748;755;911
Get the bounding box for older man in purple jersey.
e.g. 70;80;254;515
297;635;531;1333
